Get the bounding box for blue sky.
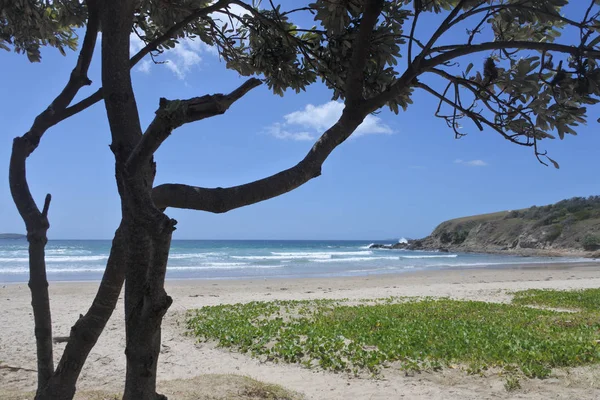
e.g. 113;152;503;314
1;2;599;240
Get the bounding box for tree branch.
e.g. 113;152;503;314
345;0;385;104
60;0;234;126
8;1;100;394
415;81;525;144
152;106;368;212
126;78;262;173
414;0;468;66
364;39;592;131
129;0;233;66
423;41;600;72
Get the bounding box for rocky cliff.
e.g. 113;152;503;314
372;197;600;257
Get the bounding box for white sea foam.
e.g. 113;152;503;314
0;267;107;274
400;255;458;259
46;249;92;255
346;266;399;273
0;263;279;274
168;264;282;271
0;255;109;263
312;256;399;263
168;252;224;259
270;251;372;257
232;254;331;260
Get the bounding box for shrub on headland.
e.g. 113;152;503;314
583;235;600;251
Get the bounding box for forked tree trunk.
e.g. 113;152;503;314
98;2;175;397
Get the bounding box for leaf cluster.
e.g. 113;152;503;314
0;0;85;62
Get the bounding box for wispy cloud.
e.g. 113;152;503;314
211;3;250;29
454;159;488;167
268;101;393;141
266;124;315;141
129;34;213;79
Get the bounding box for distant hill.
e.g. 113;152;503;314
416;196;600;257
0;233;26;240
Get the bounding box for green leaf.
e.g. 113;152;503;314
547;156;560;169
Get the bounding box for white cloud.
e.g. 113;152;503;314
266;123;315;141
269;101;393;141
454;159;488;167
163;42;203;79
137;59;152;74
130;34;145;54
125;3;250;78
129;34;213;79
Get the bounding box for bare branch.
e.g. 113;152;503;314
41;194;52;219
414;0;468;66
424;41;600;71
126;78;262;172
407;6;421;65
415;81;528;145
152;106;369;212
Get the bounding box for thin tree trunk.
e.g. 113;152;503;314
10;136;55;395
37;226;127;400
28;228;54;396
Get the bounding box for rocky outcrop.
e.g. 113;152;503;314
371;196;600;258
0;233;26;240
368;240;448;252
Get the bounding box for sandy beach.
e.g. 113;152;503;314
2;263;600;399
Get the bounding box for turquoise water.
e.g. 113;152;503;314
0;239;589;283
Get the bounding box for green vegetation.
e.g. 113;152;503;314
544;224;563;243
583;235;600;251
187;294;600;381
512;288;600;312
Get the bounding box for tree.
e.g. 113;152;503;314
6;0;600;399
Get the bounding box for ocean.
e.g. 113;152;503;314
0;239;589;283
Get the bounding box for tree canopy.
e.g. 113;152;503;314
5;1;600;167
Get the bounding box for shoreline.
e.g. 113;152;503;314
2;259;599;285
3;263;600;399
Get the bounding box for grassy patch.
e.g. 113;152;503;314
512;288;600;312
187;297;600;379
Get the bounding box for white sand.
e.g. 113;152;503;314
2;263;600;399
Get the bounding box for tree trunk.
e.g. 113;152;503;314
10;136;55;396
121;219;173;400
37;225;127;400
28;230;54;396
98;2;174;398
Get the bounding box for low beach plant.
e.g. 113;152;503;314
512;288;600;312
187;291;600;381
